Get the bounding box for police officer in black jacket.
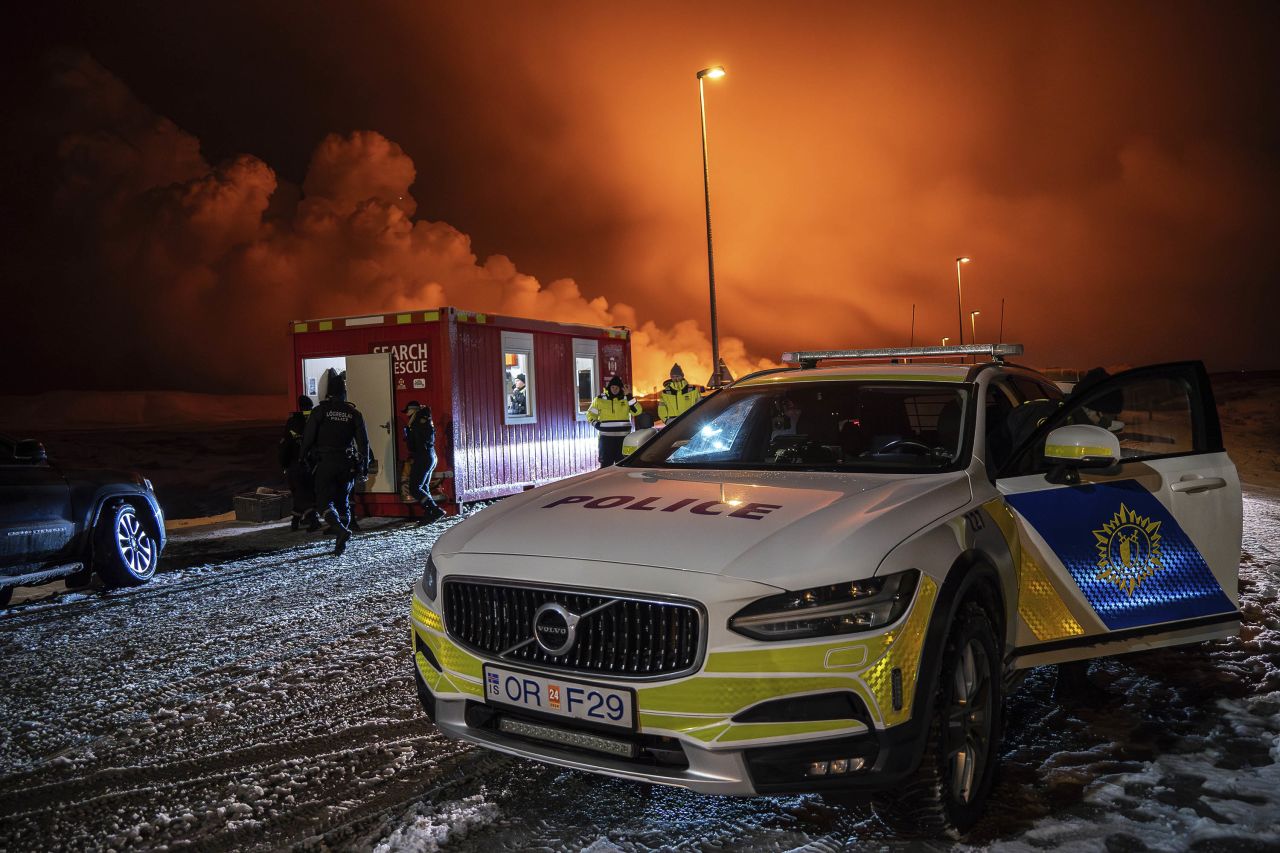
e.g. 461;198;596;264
301;371;370;556
279;395;320;531
402;400;445;526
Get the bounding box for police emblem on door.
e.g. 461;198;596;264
1093;503;1163;595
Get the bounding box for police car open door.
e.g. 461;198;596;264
344;353;397;494
995;362;1242;668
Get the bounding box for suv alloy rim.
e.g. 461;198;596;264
946;637;992;804
116;508;156;577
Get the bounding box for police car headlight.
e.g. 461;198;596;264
422;552;439;602
729;570;919;641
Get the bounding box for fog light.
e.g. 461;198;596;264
808;756;866;777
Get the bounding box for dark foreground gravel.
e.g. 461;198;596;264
1;490;1278;852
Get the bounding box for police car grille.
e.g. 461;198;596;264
443;581;702;678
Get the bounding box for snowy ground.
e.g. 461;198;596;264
1;493;1278;852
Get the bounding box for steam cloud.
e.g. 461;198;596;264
35;53;773;395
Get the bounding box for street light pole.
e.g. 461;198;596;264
955;256;971;346
970;310;981;345
697;65;726;387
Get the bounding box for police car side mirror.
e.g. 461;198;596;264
622;428;657;459
1043;424;1121;485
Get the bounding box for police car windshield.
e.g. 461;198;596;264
629;382;970;472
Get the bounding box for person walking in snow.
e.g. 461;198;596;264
402;400;445;525
587;375;641;467
301;370;369;557
279;394;320;531
657;363;701;423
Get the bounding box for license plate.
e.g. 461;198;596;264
482;665;635;731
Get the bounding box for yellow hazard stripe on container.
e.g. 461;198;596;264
1045;444;1114;459
318;320;333;331
740;372;965;386
397;313;413;324
424;310;439;322
853;574;937;726
293;322;309;334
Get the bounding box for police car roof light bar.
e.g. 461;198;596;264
782;343;1024;368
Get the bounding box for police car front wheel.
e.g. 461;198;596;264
871;600;1002;837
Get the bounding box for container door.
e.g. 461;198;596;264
345;352;397;494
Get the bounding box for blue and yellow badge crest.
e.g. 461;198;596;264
1093;503;1163;595
1005;481;1231;631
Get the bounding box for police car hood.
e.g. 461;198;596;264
434;466;972;587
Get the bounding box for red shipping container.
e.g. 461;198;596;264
288;307;632;518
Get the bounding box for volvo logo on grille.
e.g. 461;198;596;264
532;602;580;656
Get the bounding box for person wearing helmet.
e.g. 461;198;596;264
403;400;445;525
657;363;701;423
587;375;641;467
301;370;370;556
279;394;320;531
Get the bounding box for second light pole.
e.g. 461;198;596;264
955;256;971;345
698;65;726;386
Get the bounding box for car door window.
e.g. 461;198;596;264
1001;363;1215;478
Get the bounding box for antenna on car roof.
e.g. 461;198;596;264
782;344;1024;369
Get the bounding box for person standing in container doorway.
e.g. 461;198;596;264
302;370;370;557
403;400;445;525
588;375;640;467
507;373;528;416
279;394;320;532
657;363;701;423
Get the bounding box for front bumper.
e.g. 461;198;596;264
408;572;938;796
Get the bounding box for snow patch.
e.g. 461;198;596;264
369;793;499;852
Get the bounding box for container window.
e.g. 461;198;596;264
572;338;600;420
502;331;536;425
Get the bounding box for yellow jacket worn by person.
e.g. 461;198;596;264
658;378;701;422
588;394;641;437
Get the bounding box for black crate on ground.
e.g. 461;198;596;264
233;489;290;522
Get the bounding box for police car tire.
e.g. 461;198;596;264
871;600;1002;838
94;502;159;588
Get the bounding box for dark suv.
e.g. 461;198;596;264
0;434;166;607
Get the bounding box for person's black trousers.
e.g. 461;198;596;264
314;455;355;529
409;451;439;512
598;435;625;467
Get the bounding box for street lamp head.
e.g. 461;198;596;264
957;256;971;264
970;310;981;317
697;66;726;80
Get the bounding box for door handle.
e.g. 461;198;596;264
1170;475;1227;494
379;421;391;434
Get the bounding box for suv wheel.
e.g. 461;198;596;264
94;502;158;587
872;600;1002;837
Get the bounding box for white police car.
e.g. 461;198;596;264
409;345;1241;835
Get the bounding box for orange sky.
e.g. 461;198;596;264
2;2;1277;393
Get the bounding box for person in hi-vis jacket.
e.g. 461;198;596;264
587;375;641;467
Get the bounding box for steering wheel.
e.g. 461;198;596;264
872;439;936;456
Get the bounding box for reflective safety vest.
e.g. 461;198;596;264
588;394;640;437
658;380;701;421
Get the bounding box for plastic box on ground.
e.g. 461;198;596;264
233;489;290;522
